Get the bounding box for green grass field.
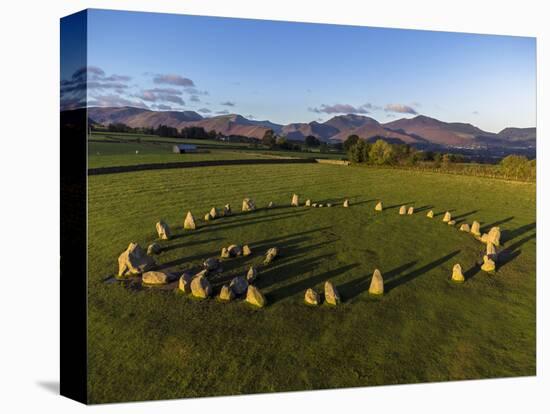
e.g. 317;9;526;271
87;163;536;404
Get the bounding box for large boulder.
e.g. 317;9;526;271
227;244;243;257
368;269;384;295
481;255;496;272
487;227;501;246
304;288;320;306
407;206;414;215
399;205;407;215
223;204;232;216
264;247;279;264
203;257;220;271
219;284;235;301
343;199;350;208
147;243;162;255
470;221;481;237
451;264;464;283
155;220;171;240
246;285;267;307
230;276;248;296
242;198;256;212
246;265;258;283
324;281;341;305
183;211;196;230
375;201;383;211
443;211;452;223
426;210;434;218
291;194;300;207
459;223;470;232
118;243;155;277
191;274;212;298
178;272;193;293
142;271;174;285
242;245;252;256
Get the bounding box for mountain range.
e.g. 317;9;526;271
87;106;536;149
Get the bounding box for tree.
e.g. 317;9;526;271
262;129;276;148
276;136;292;150
368;139;395;165
344;135;360;152
305;135;321;147
350;140;367;163
319;142;329;153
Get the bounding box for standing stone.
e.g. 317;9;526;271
246;285;267;308
324;281;341;305
243;245;252;256
318;204;324;208
459;223;470;232
487;227;501;246
264;247;279;264
242;198;256;212
220;247;230;259
268;201;274;208
327;203;333;207
305;199;311;207
230;276;249;296
443;211;452;222
155;220;171;240
204;213;212;221
343;199;350;208
481;255;496;272
480;233;489;243
451;264;465;283
209;207;219;219
227;244;243;257
486;242;498;261
246;265;258;283
203;257;220;271
147;243;162;255
471;221;481;237
375;201;383;211
178;272;193;293
223;204;232;216
448;220;456;226
312;203;318;208
304;288;320;306
219;284;235;301
399;205;407;215
183;211;196;230
368;269;384;295
191;274;212;298
118;242;156;277
142;271;174;285
291;194;300;207
407;206;414;215
427;210;434;218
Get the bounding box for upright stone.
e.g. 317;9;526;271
219;284;235;301
242;198;256;212
228;244;243;257
304;288;320;306
487;227;501;246
242;245;252;256
427;210;434;218
204;213;212;221
220;247;230;259
459;223;470;232
399;205;407;215
451;264;465;283
481;255;496;272
267;201;274;208
448;220;456;226
246;265;258;283
223;204;232;216
209;207;219;219
230;276;248;296
343;199;350;208
368;269;384;295
305;199;312;207
246;285;267;308
204;257;220;271
118;242;156;277
324;281;341;305
178;272;193;293
443;211;452;223
191;274;212;299
264;247;279;264
155;220;171;240
147;243;162;255
375;201;383;211
486;242;498;261
291;194;300;207
407;206;414;215
470;221;481;237
183;211;196;230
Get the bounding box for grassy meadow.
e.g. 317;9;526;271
87;162;536;403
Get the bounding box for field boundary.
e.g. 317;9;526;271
88;157;316;175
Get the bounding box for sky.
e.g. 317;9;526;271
61;9;536;132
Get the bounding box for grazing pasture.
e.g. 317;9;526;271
87;163;535;403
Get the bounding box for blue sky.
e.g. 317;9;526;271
61;9;536;132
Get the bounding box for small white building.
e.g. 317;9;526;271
173;144;198;154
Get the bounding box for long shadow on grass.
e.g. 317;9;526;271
161;237;224;252
414;205;433;213
384;250;461;292
453;210;479;222
385;201;415;210
434;209;456;217
480;216;515;233
497;232;536;270
501;222;536;245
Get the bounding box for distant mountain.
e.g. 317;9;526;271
85;106;535;150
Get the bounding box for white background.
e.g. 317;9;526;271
0;0;547;412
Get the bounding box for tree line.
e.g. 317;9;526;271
99;122;217;139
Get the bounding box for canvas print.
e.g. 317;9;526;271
60;9;536;404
